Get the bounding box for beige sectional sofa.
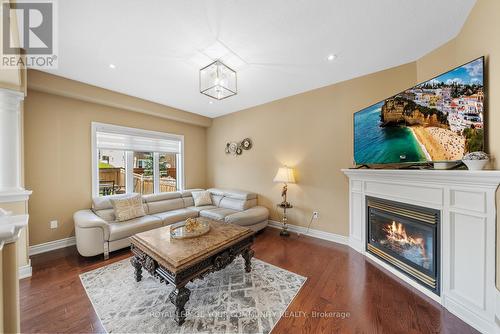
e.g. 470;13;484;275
73;188;269;259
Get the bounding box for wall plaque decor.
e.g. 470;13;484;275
225;138;253;156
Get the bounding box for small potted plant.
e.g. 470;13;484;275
462;151;489;170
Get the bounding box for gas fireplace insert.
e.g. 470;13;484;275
366;196;440;294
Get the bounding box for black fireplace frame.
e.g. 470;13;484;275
365;196;440;295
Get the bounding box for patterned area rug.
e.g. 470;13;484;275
80;257;306;334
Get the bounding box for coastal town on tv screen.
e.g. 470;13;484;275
354;58;484;164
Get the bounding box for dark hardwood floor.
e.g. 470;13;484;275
20;228;477;333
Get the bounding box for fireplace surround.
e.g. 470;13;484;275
366;197;440;294
342;169;500;334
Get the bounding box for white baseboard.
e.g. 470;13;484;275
19;260;32;279
496;288;500;329
268;220;348;245
29;236;76;256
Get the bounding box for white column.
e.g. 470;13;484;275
0;88;24;193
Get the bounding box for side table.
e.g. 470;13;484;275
277;202;293;237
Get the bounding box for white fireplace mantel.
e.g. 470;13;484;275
342;168;500;334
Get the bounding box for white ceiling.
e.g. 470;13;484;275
40;0;476;118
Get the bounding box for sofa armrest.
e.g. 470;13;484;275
225;206;269;226
74;209;110;240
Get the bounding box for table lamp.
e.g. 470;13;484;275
273;166;295;236
273;166;295;206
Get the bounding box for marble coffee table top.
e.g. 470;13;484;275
130;217;253;272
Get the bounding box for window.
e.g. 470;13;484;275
159;153;178;193
133;152;153;195
98;149;126;196
92;123;184;197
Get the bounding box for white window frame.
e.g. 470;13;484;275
91;122;185;197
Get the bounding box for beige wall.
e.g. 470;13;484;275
28;70;211;127
24;89;208;246
416;0;500;287
207;63;417;235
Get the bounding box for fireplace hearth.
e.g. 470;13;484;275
366;196;440;294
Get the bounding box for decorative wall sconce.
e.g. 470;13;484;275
225;138;252;156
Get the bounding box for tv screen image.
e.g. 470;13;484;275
354;57;484;165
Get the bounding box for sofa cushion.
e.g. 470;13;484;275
224;206;269;227
225;190;257;200
147;198;184;214
219;197;257;211
211;194;223;206
110;194;146;222
142;192;181;203
200;208;238;221
181;189;205;197
151;208;198;225
208;188;257;200
206;188;225;197
92;193;139;211
192;191;212;206
187;205;217;213
93;208;116;222
183;197;195;207
108;215;162;241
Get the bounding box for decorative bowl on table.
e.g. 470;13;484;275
170;218;210;239
462;151;489;170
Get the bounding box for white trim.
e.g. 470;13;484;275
125;151;133;193
153;152;160;193
19;261;32;279
268;220;349;245
0;88;24;105
0;189;31;203
123;151;134;192
91;122;185;197
342;169;500;188
29;236;76;256
91;122;98;197
178;144;185;191
496;288;500;329
0;214;29;245
0;88;25;192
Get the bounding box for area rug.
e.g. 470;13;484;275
80;257;306;334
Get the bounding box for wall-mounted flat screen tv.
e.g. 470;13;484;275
354;57;484;166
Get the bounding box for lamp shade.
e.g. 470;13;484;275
273;166;295;184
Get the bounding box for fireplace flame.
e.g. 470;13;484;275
384;221;426;257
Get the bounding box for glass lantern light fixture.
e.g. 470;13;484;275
199;60;237;100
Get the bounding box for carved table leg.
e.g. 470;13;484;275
169;286;191;326
242;248;255;273
130;256;143;282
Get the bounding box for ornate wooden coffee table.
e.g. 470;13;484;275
129;218;255;325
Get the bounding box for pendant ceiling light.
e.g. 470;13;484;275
199;60;237;100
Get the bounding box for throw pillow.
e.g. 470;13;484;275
110;194;145;222
192;191;212;207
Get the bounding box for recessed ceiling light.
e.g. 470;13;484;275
209;101;214;104
327;54;337;61
109;64;116;69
